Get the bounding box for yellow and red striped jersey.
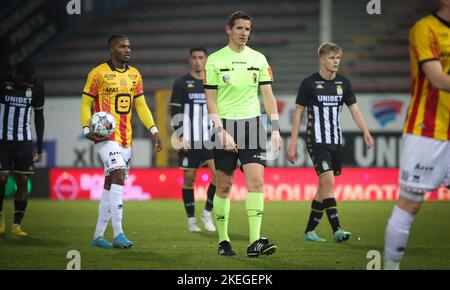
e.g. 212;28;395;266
82;61;144;147
404;14;450;141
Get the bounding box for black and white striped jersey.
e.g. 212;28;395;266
170;74;211;149
0;74;45;142
295;73;356;145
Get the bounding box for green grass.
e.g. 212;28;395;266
1;199;450;270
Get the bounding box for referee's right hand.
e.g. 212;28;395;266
220;130;238;153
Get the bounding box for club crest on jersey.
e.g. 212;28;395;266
120;78;127;87
315;84;324;90
322;161;330;171
26;88;32;98
182;157;189;167
336;85;343;95
222;75;230;83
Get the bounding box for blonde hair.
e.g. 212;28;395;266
318;42;343;57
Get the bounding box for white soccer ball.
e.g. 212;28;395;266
90;111;116;137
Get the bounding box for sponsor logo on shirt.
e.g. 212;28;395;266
25;88;32;98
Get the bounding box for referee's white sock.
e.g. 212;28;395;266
94;189;111;239
384;205;415;264
109;184;124;238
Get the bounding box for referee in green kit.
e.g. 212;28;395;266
204;11;282;257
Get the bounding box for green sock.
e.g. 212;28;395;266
213;195;230;243
246;192;264;244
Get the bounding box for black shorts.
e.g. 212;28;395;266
0;141;34;175
178;149;214;169
213;117;267;172
307;143;341;176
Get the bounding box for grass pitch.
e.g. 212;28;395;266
1;199;449;270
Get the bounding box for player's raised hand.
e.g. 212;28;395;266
287;142;297;164
85;131;108;143
364;131;374;149
152;132;163;152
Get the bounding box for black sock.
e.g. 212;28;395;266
204;183;215;212
323;198;341;233
305;200;324;233
14;200;27;225
182;188;195;218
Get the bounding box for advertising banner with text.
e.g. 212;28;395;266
50;168;450;201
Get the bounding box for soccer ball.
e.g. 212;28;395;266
90;111;116;137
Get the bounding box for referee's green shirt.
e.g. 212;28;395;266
204;45;273;119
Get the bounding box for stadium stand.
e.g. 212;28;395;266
34;0;433;96
36;0;319;96
334;0;432;92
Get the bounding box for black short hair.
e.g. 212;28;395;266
227;10;252;28
14;61;35;80
189;47;208;56
108;34;127;48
